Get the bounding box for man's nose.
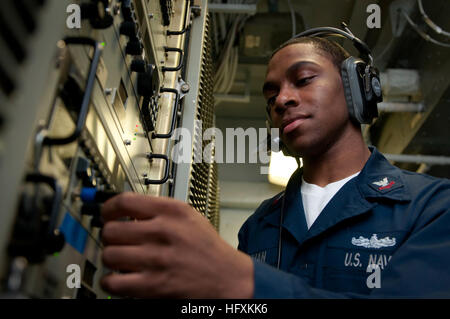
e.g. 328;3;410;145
274;85;299;112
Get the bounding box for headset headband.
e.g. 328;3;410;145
292;23;374;66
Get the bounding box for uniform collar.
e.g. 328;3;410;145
260;168;305;237
262;146;411;246
356;146;412;202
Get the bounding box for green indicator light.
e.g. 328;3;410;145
53;252;59;257
101;42;106;47
107;296;112;299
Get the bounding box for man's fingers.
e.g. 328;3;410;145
102;219;169;246
101;272;151;297
101;192;179;222
102;245;148;272
102;244;169;272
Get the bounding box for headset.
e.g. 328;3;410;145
266;22;382;158
272;23;383;269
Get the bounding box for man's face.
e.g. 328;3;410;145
263;43;351;157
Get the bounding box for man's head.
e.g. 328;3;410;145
272;37;350;72
263;37;361;158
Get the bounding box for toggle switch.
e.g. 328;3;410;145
76;157;95;187
130;59;147;73
119;21;137;38
90;214;104;228
136;64;157;97
120;0;134;22
81;202;101;216
81;0;114;29
125;40;143;55
80;201;104;228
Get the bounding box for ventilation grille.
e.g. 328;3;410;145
207;160;220;230
188;14;220;229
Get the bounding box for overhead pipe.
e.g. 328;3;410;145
378;102;425;112
384;153;450;166
208;4;257;15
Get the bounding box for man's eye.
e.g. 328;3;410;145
267;96;277;107
296;76;316;86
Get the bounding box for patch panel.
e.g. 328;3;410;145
0;0;219;299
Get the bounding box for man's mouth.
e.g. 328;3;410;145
282;116;310;135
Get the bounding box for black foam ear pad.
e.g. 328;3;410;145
340;58;358;124
341;57;377;124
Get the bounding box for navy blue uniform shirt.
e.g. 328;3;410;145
238;146;450;298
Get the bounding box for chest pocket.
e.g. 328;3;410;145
248;246;278;267
322;230;406;294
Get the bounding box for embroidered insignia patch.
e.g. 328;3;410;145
372;177;396;190
251;250;267;262
351;234;396;249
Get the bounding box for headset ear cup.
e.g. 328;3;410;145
341;57;357;123
341;57;376;124
370;68;383;102
368;69;381;120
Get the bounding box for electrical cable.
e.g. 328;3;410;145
213;2;255;97
376;0;450;62
212;13;220;58
402;10;450;48
417;0;450;38
224;47;239;94
287;0;296;38
214;17;240;93
214;20;235;82
276;193;285;269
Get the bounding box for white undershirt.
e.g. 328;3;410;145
301;171;360;229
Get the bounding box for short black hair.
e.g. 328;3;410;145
271;37;351;71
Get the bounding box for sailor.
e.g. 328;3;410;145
238;34;450;297
99;32;450;298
